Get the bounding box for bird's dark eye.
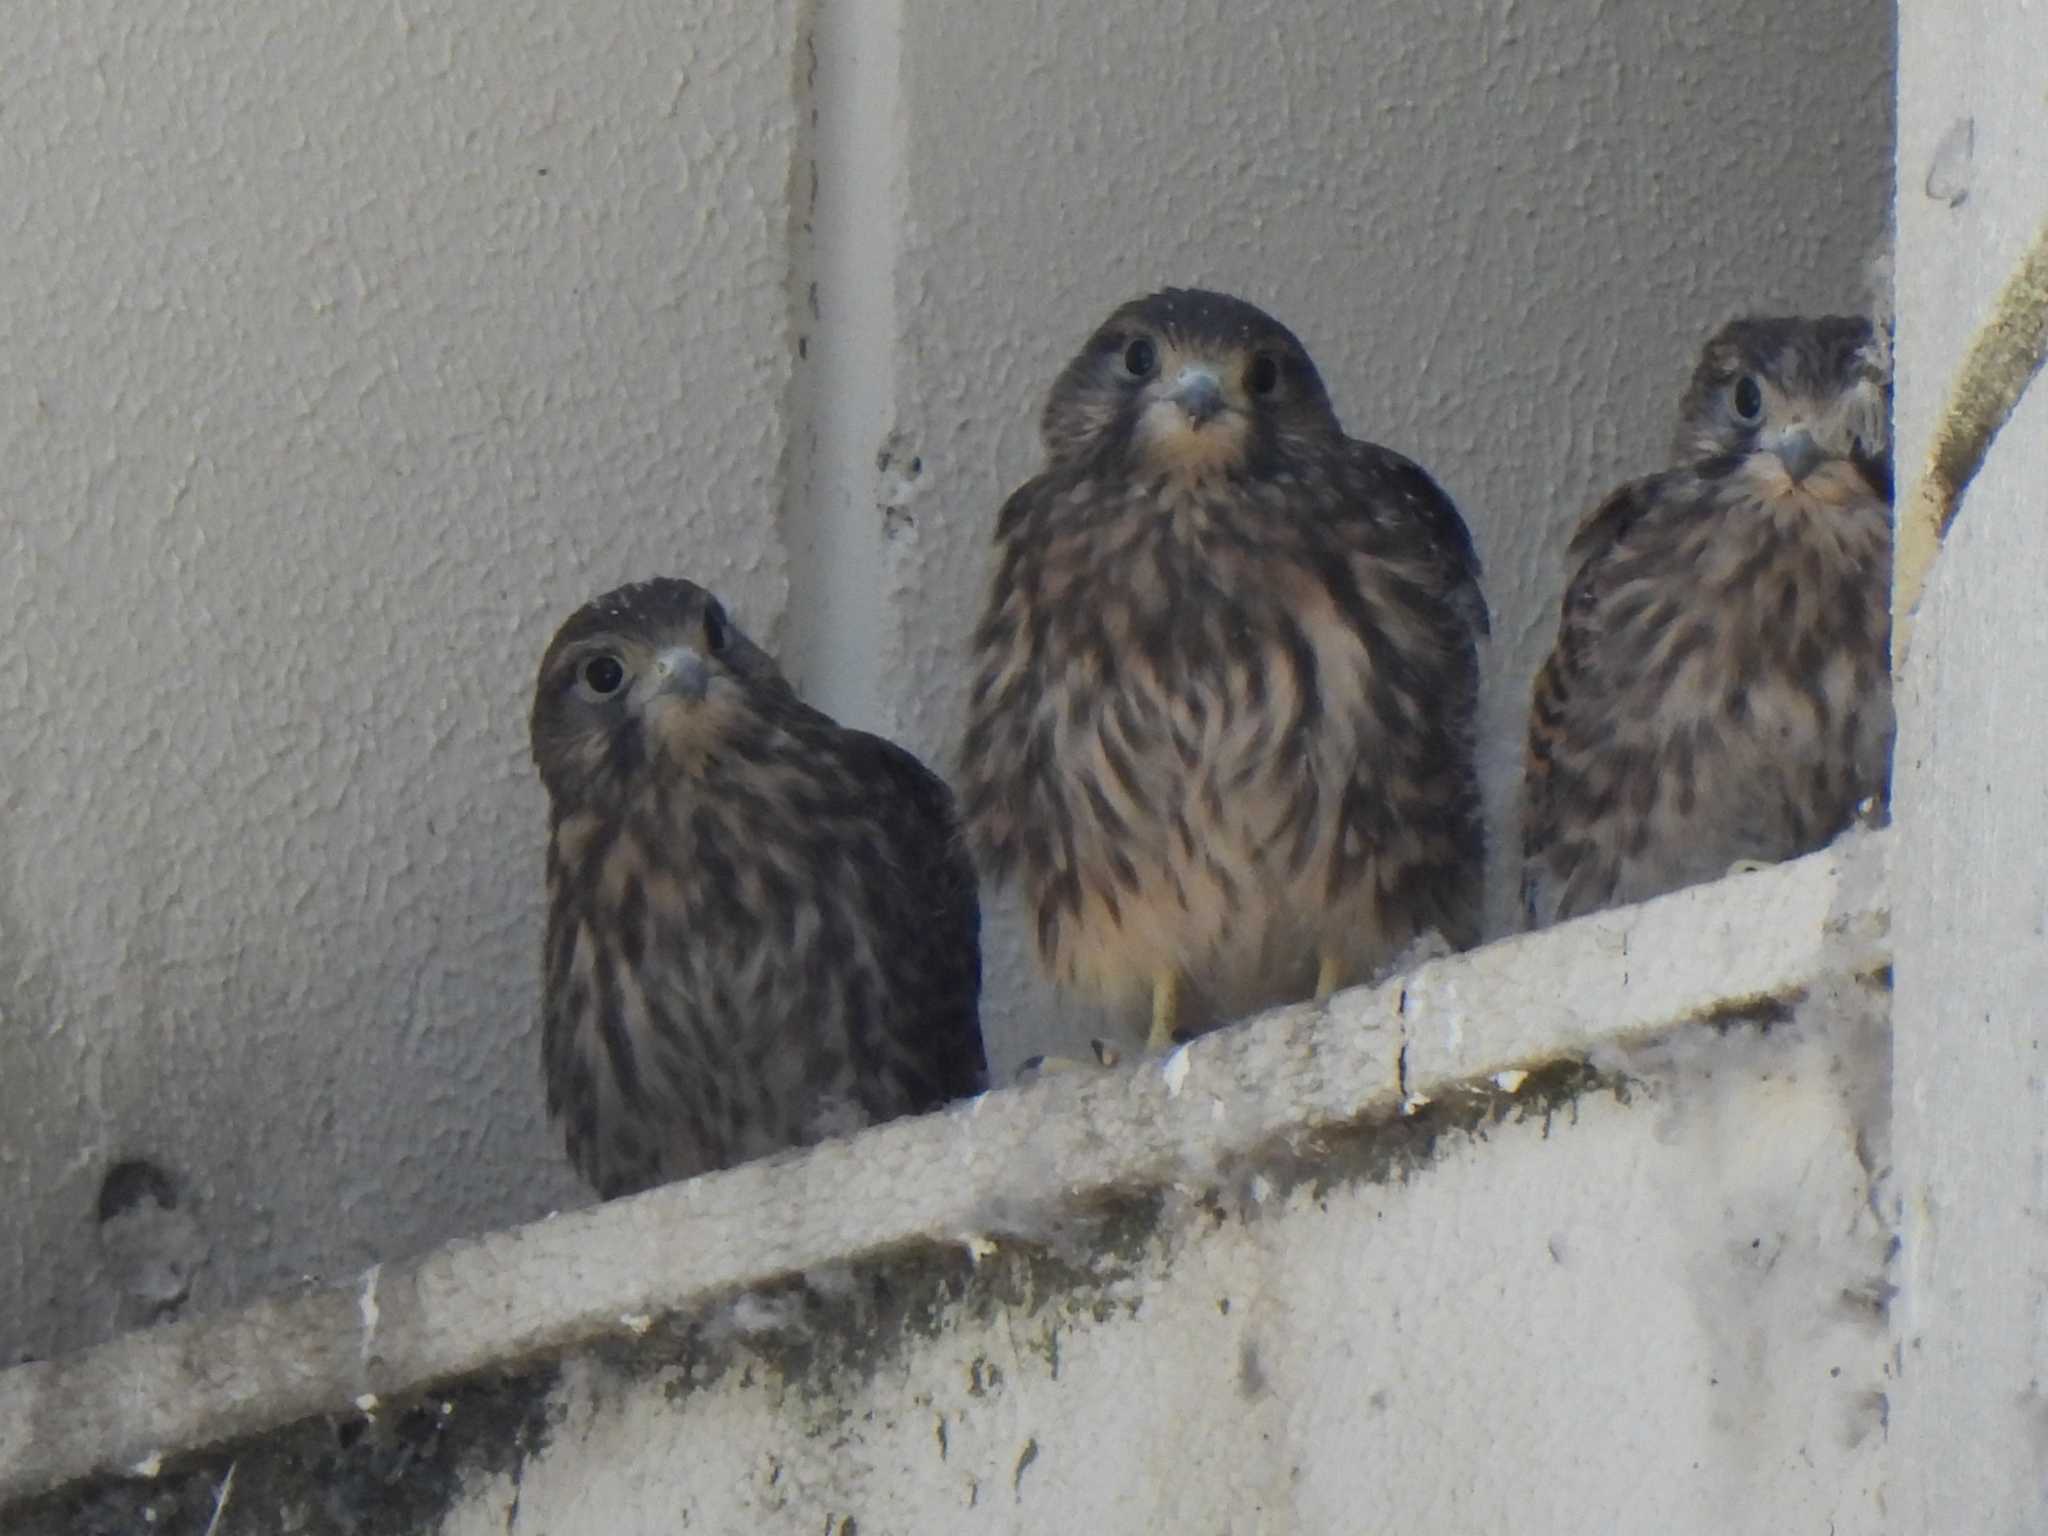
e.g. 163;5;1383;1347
1247;355;1280;397
703;604;729;657
1122;337;1158;378
580;654;625;696
1732;375;1764;424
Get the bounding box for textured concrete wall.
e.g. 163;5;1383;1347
0;0;801;1363
0;845;1894;1527
8;1009;1901;1532
0;0;1893;1367
443;1014;1889;1534
1890;0;2048;1522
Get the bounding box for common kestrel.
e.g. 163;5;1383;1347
1521;315;1893;927
960;288;1489;1053
531;577;986;1197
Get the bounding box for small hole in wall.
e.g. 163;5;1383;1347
97;1158;179;1222
95;1155;205;1326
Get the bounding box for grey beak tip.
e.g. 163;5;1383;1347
1775;432;1825;484
651;648;712;701
1172;376;1226;425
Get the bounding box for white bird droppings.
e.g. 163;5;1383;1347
357;1263;381;1362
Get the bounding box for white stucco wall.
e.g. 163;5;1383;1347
0;0;800;1362
0;0;1893;1367
1889;0;2048;1523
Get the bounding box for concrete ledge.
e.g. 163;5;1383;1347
0;832;1891;1512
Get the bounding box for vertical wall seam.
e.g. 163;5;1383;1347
778;0;903;731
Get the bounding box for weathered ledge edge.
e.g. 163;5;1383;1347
0;831;1892;1509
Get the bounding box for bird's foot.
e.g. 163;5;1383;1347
1725;858;1774;877
1391;929;1456;973
1016;1039;1123;1082
1145;972;1183;1054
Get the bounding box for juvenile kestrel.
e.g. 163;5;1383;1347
531;578;986;1198
960;288;1490;1053
1521;315;1893;928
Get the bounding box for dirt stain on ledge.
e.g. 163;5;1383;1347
8;1363;561;1536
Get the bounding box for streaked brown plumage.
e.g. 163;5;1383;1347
960;288;1489;1051
531;578;986;1198
1521;315;1894;928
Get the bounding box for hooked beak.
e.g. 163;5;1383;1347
1772;430;1825;484
647;645;711;701
1168;365;1226;427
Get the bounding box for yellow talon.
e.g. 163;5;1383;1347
1147;972;1182;1053
1314;952;1347;1002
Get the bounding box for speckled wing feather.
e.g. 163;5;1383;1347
830;723;988;1112
1356;440;1491;647
1519;474;1660;923
1328;439;1490;946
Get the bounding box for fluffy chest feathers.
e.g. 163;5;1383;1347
1031;475;1371;855
964;463;1475;1024
1612;470;1890;747
1526;463;1893;925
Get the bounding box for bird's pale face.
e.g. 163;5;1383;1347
529;578;784;809
1674;316;1892;504
1125;333;1266;477
1039;288;1340;478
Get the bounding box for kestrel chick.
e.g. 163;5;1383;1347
531;578;986;1198
1521;315;1893;928
960;288;1490;1052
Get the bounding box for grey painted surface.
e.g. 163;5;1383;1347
0;0;1893;1369
1891;0;2048;1521
0;842;1891;1525
0;0;801;1365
